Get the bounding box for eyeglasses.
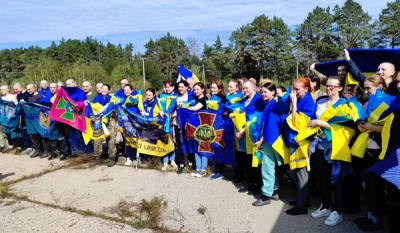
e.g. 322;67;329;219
325;85;341;89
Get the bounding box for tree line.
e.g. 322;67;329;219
0;0;399;90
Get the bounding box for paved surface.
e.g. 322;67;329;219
0;153;389;233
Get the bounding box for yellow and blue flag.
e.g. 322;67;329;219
177;64;200;82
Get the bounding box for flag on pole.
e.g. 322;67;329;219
177;64;200;82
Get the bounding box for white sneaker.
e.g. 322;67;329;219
170;161;178;169
21;148;32;155
28;149;36;157
162;163;168;171
195;170;206;178
311;204;331;218
190;170;200;177
125;158;133;166
324;211;343;226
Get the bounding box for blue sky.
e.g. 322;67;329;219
0;0;384;53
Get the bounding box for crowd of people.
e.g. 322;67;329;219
1;48;399;232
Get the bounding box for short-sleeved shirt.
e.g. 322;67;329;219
194;96;207;110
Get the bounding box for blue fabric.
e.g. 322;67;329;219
195;153;208;171
39;88;52;100
318;138;353;183
0;99;21;139
163;151;176;163
114;88;138;100
143;100;158;117
178;108;236;165
93;95;112;106
61;86;87;102
20;102;58;140
242;92;265;144
67;127;91;156
368;146;400;190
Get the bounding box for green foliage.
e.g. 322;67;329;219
0;0;397;89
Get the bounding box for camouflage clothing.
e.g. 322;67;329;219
93;117;117;159
0;125;7;148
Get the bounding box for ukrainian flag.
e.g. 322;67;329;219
351;88;396;159
177;64;200;82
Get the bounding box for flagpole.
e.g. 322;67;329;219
202;64;205;85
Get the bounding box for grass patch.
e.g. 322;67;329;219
0;182;9;198
80;209;94;216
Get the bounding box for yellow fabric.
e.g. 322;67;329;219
271;134;290;164
351;102;392;159
345;72;375;86
110;95;120;104
125;134;175;157
379;113;394;160
330;124;355;162
229;109;246;132
244;118;259;167
285;112;312;170
207;100;219;111
351;132;369;158
82;103;112;144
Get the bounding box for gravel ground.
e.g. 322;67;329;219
0;153;389;233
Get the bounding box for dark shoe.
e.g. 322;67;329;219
286;206;308;215
251;186;261;196
29;151;41;158
358;219;384;231
59;154;69;161
232;179;245;184
107;158;117;167
177;167;184;174
252;195;271;206
271;190;279;201
39;153;49;159
48;154;54;160
14;148;22;155
238;187;248;193
353;215;370;225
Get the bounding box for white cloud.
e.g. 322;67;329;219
0;0;385;46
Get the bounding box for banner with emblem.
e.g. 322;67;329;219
116;105;175;157
178;108;236;165
0;99;21;139
20;102;57;139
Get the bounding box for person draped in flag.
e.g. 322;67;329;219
344;49;399;96
95;83;103;95
122;84;139;166
225;79;246;185
38;80;52;100
12;82;32;155
114;79;137;100
236;79;265;195
158;80;178;171
284;77;316;216
1;85;20;154
252;82;282;207
188;82;208;178
93;84;118;167
353;75;389;231
308;76;356;226
65;78;92;158
173;80;194;174
208;80;227;180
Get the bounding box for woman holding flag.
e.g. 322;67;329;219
122;84;139;166
284;77;316;216
236;80;264;195
353;75;393;231
308;76;357;226
187;82;208;177
173;80;193;174
225;79;246;184
158;80;178;171
252;82;282;206
208;80;226;180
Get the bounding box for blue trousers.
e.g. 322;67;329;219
125;146;137;160
162;151;176;163
67;127;92;156
195;153;208;171
260;142;282;197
